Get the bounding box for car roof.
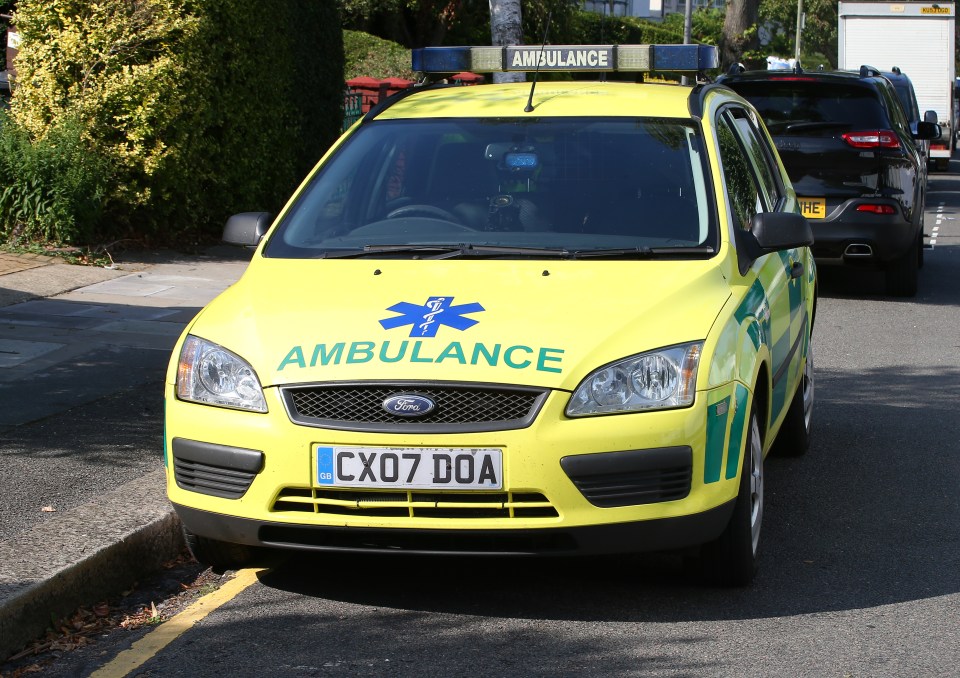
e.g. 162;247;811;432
881;68;915;87
718;66;887;88
370;81;698;120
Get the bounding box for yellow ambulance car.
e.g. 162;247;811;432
165;44;816;586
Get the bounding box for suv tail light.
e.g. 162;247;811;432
842;130;900;149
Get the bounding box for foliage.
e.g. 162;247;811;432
662;8;725;47
566;10;682;47
344;29;414;80
340;0;478;47
6;0;344;247
754;0;838;69
0;111;113;244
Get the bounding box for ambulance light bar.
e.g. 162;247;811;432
411;44;718;74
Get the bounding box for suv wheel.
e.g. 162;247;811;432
885;235;919;297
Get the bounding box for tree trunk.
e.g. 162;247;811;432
489;0;524;83
720;0;760;70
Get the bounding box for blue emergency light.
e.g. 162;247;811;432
411;44;718;74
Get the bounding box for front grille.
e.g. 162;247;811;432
281;382;548;433
272;487;559;519
174;458;257;500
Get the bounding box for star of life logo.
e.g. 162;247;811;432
379;296;485;337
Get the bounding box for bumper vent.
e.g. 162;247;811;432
272;487;558;519
172;438;264;500
280;382;548;433
561;446;692;508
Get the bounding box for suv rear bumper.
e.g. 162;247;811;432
809;201;918;265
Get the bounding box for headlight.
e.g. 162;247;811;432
566;342;702;417
176;335;267;412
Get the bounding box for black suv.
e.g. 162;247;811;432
719;64;940;296
884;67;939;171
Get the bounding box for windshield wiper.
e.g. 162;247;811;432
572;246;715;259
320;244;572;259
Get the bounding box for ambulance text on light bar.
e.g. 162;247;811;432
411;44;719;74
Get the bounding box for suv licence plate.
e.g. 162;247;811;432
315;445;503;490
798;197;826;219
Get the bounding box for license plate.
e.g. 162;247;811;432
798;197;826;219
315;446;503;490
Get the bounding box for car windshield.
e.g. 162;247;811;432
263;117;715;258
730;81;887;134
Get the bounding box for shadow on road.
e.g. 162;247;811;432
254;361;960;623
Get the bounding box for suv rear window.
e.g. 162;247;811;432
728;81;887;134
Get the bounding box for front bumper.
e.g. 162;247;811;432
174;500;735;556
165;382;745;556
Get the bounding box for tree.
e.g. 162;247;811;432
758;0;837;68
489;0;524;82
720;0;761;68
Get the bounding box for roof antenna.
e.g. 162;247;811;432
524;11;553;113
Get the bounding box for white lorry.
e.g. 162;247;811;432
838;0;956;170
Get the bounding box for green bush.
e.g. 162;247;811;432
0;112;114;244
344;30;414;80
7;0;344;247
567;11;683;46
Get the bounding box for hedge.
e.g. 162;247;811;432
4;0;344;247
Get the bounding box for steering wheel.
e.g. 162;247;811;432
386;204;462;222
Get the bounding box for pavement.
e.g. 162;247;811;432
0;246;251;660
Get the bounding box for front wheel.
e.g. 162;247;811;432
183;526;257;574
700;407;763;587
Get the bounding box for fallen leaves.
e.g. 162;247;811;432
1;552;221;674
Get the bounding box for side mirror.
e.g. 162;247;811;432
223;212;273;247
916;120;941;140
750;211;813;251
924;110;938;124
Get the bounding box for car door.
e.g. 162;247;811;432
716;105;807;429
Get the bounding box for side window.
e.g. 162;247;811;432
880;82;909;133
729;108;782;210
716;110;764;231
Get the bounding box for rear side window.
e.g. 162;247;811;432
728;81;887;134
892;83;920;125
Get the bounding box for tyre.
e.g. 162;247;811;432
772;341;813;457
183;526;256;574
918;212;925;269
700;407;763;587
884;235;919;297
935;157;949;172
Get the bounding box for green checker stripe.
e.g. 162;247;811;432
725;383;749;480
704;396;731;484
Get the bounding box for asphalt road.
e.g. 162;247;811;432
7;172;960;677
